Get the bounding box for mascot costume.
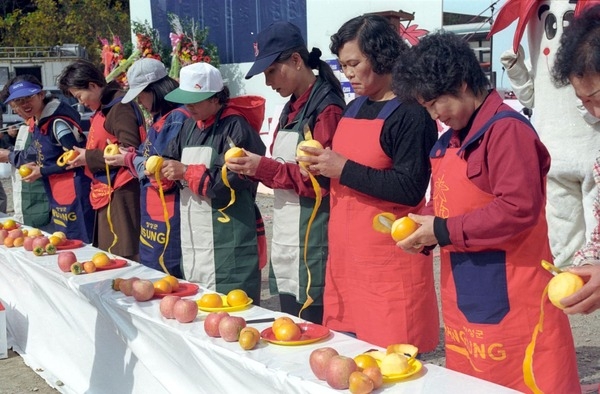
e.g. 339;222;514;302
490;0;600;268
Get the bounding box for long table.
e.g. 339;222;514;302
0;221;519;393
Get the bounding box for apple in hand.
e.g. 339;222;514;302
326;355;358;390
204;311;229;337
309;347;339;380
57;251;78;272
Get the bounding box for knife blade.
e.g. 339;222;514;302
378;214;394;230
245;317;276;324
226;136;236;149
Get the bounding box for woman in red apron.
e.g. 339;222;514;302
297;14;440;351
58;60;146;261
228;21;346;324
392;32;580;392
3;75;93;243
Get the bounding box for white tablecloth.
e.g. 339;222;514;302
0;220;519;394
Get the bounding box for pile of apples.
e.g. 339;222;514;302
309;343;418;393
159;295;199;324
202;312;260;350
0;224;66;256
113;275;181;303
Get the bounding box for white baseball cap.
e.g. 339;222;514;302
165;62;224;104
122;58;168;104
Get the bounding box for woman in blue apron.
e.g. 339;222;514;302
3;75;93;243
107;58;189;278
161;62;266;303
230;21;346;324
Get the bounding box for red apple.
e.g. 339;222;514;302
173;299;198;323
132;279;155;301
362;367;383;390
23;236;35;251
120;277;140;296
32;236;49;250
0;229;8;243
309;347;339;380
326;355;358;390
57;251;78;272
8;229;23;239
204;311;230;337
159;295;181;319
348;371;374;394
218;315;246;341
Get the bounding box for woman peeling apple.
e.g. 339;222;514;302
392;32;579;392
58;60;146;261
296;14;440;350
0;75;93;243
227;21;346;324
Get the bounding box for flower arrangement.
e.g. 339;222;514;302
168;14;220;79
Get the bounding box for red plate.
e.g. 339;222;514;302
260;323;331;346
56;239;84;250
153;282;199;298
90;258;128;271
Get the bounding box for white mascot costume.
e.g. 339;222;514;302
490;0;600;268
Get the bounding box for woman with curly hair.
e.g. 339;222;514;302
392;31;579;392
553;4;600;315
297;14;439;350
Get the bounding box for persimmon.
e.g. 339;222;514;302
163;275;180;292
391;217;419;242
353;354;379;371
272;316;295;332
198;293;223;308
226;289;249;307
153;279;173;295
273;321;302;341
92;252;111;268
548;272;584;309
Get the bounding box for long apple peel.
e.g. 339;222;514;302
218;165;234;223
153;163;171;275
104;162;118;255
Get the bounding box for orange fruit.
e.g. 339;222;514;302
49;235;63;246
548;272;584;309
21;229;29;237
226;289;249;307
391;216;419;242
163;275;180;292
4;237;15;247
13;237;25;247
153;279;173;294
273;321;302;341
198;293;223;308
18;165;32;177
353;354;380;371
83;261;97;273
52;231;67;241
272;316;295;332
91;252;111;268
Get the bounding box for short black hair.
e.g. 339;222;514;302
57;59;106;97
392;31;490;104
552;4;600;87
330;13;406;75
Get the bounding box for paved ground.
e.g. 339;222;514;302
1;179;599;393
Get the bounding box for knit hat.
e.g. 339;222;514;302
165;62;224;104
122;58;168;104
245;21;306;79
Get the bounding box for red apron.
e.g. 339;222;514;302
324;98;439;351
432;115;579;392
85;108;145;209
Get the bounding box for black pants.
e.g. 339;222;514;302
279;293;323;325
